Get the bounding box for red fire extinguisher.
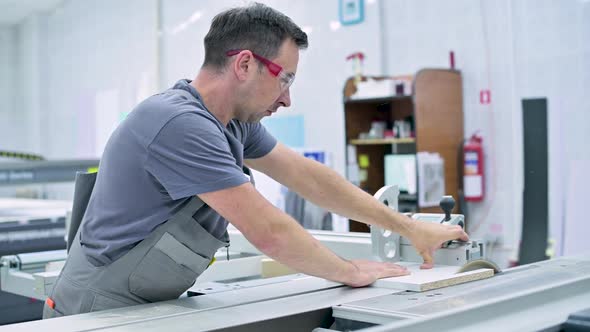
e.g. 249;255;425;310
463;133;484;201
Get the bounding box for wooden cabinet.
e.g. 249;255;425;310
344;69;464;232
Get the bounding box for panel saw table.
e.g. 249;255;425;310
1;254;589;332
1;186;589;331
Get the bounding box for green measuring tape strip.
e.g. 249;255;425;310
0;151;45;161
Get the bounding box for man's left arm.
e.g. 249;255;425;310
246;143;468;268
246;143;410;233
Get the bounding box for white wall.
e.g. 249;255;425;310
0;26;21;150
14;14;43;154
6;0;159;200
0;25;36;198
512;0;590;256
40;0;158;159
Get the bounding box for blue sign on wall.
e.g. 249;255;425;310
262;114;305;148
339;0;365;26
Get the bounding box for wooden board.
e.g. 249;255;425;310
349;138;416;145
260;258;296;278
372;263;494;292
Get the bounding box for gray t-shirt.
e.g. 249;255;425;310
80;79;277;266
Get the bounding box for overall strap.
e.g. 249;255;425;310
175;195;206;221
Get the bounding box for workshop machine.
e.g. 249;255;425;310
371;186;486;267
0;199;70;324
0;159;99;324
1;186;589;331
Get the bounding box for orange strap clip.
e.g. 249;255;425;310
46;297;55;309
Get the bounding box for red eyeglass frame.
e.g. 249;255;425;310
226;49;282;76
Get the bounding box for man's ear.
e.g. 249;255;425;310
234;51;254;81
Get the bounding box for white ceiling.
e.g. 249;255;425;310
0;0;63;25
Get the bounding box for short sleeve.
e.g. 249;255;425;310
242;122;277;159
146;113;249;200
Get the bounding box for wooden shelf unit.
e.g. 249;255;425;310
344;69;464;232
349;138;416;145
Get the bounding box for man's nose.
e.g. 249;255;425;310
277;88;291;108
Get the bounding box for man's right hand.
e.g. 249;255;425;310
407;221;469;269
343;260;410;287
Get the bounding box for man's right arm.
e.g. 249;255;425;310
198;182;408;287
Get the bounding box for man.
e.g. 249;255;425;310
43;3;467;318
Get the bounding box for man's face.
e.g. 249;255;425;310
240;39;299;123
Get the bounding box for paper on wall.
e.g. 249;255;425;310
384;154;417;194
417;152;445;207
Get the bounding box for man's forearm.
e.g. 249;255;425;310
244;204;358;284
288;159;414;237
199;181;361;284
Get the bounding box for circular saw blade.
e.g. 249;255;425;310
457;259;502;274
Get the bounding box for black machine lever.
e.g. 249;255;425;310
439;195;455;222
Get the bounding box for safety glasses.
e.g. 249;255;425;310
226;49;295;91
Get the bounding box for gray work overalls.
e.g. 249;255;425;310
43;90;250;318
